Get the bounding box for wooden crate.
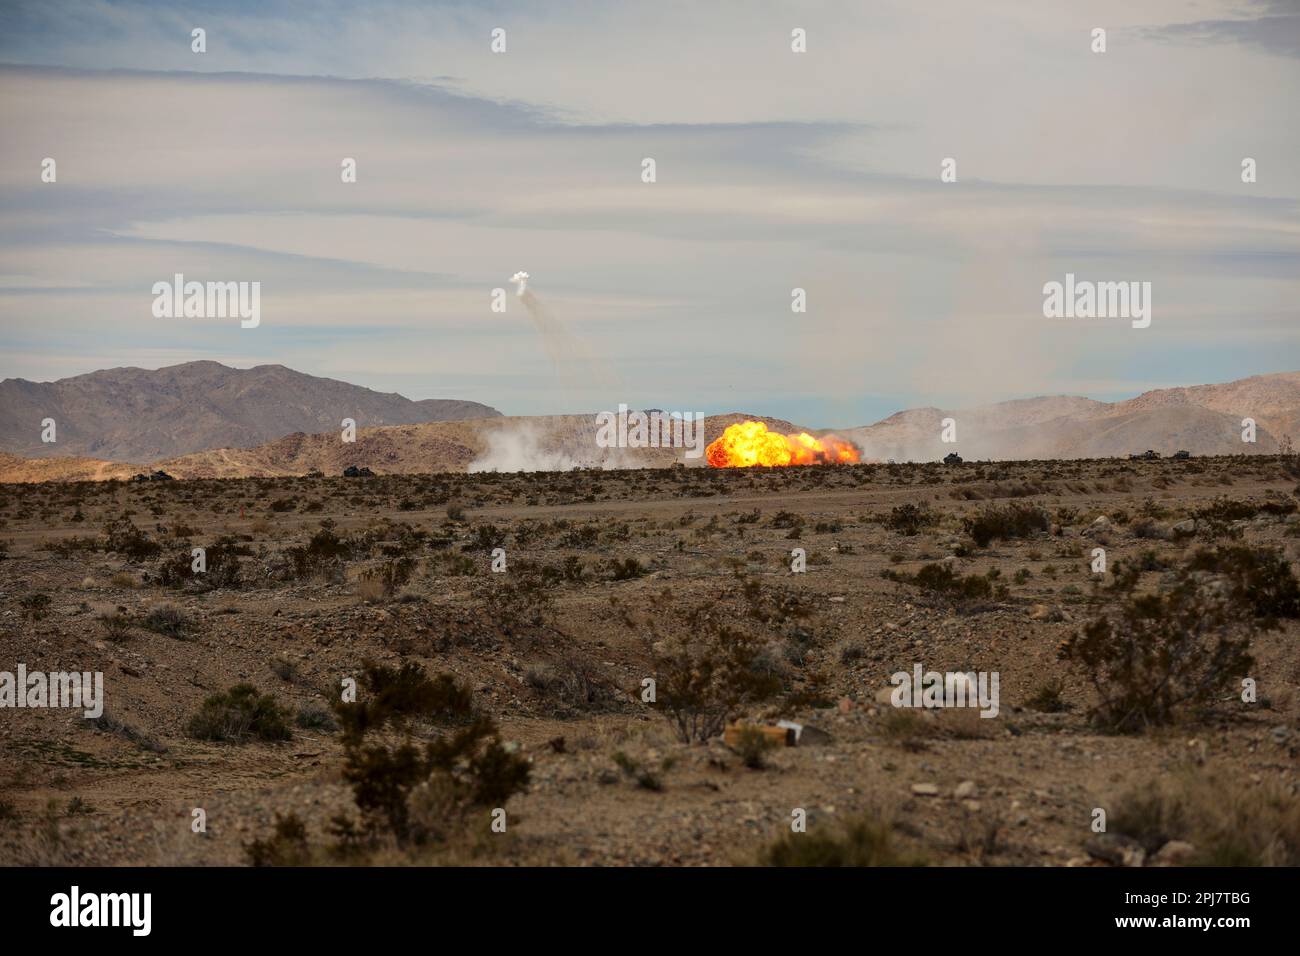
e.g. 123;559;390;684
724;722;796;748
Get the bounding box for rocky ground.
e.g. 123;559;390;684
1;455;1297;867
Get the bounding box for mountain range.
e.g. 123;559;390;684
0;361;500;461
0;364;1295;481
842;372;1299;462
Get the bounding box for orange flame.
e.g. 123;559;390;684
706;420;861;468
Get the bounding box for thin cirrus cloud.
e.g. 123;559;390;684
0;0;1297;424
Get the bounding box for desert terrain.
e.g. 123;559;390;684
1;454;1297;867
3;367;1297;484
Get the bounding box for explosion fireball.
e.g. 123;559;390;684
706;420;861;468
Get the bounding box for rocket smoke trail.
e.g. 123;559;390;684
518;288;616;391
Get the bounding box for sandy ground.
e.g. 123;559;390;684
1;456;1297;866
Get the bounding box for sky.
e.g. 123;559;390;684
1;0;1297;427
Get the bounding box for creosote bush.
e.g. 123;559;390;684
652;616;782;744
881;563;1000;603
1109;771;1300;866
246;812;311;867
102;515;160;560
1059;579;1253;733
187;684;293;742
885;502;935;537
962;502;1050;548
333;662;528;848
139;604;196;639
759;813;924;867
1184;545;1300;624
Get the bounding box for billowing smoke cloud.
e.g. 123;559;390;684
468;418;641;473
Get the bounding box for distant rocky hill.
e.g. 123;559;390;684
0;361;501;461
841;371;1299;462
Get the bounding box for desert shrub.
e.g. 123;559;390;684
885;502;935;536
611;751;668;791
336;666;528;847
770;510;802;530
139;605;196;640
334;661;475;743
525;652;615;712
246;813;311;867
881;563;997;603
554;555;587;583
295;702;337;732
1025;678;1069;713
359;557;416;600
284;526;353;581
97;611;133;642
1191;497;1261;539
1059;580;1253;733
1109;772;1300;865
1194;496;1257;524
156;536;245;589
436;552;476;576
734;726;776;769
877;706;935;751
741;579;813;625
187;684;293;742
466;523;505;551
102;515;160;560
604;557;646;580
478;570;553;635
652;619;783;743
759;813;924;867
963;502;1049;548
1183;545;1300;624
49;535;99;557
559;523;600;548
20;592;51;621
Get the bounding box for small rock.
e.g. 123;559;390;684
954;780;977;799
1152;840;1196;866
911;783;940;796
1029;604;1064;622
1085;833;1146;867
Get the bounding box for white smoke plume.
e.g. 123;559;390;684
517;287;617;392
468;419;641;473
